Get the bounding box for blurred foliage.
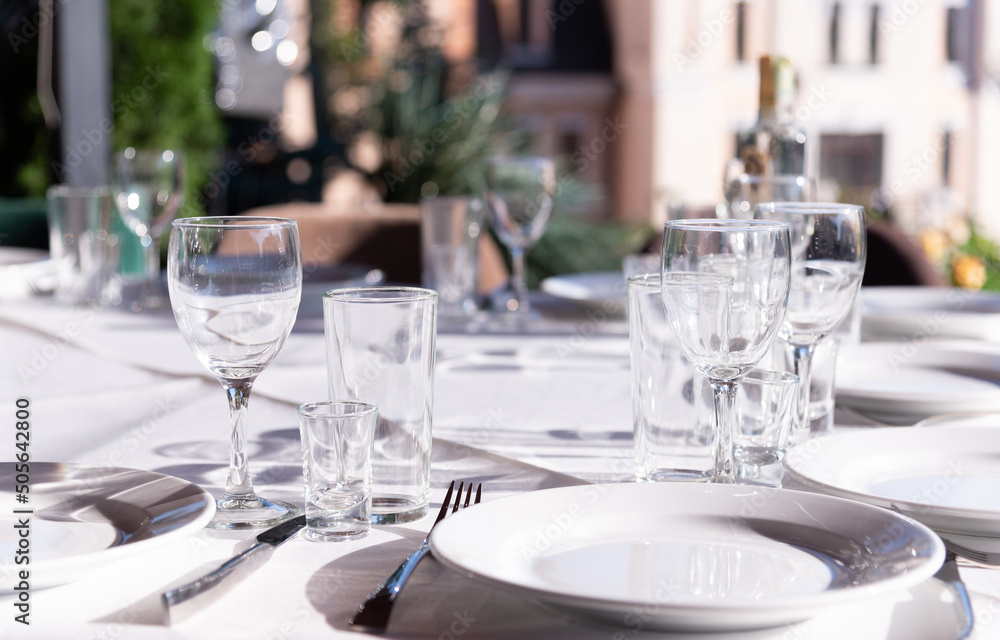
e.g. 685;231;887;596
918;219;1000;291
109;0;222;217
0;0;221;213
0;0;56;197
314;0;643;282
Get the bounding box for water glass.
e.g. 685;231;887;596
46;185;118;305
420;196;483;318
629;275;714;482
297;401;378;542
733;369;799;487
323;287;437;524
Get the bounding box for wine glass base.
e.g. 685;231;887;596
208;496;301;530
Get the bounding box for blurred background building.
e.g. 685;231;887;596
3;0;999;280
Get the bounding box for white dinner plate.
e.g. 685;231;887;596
835;341;1000;423
861;286;1000;342
785;427;1000;537
429;483;943;632
0;463;215;590
540;272;626;310
0;247;55;297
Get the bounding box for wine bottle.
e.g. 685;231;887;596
736;55;805;176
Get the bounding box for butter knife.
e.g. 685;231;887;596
161;515;306;624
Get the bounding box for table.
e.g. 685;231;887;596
0;293;994;639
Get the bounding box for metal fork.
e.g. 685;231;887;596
941;535;1000;566
349;480;482;632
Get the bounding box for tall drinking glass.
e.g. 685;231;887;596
660;219;791;483
167;217;302;529
754;202;867;441
485;156;556;316
113;147;185;310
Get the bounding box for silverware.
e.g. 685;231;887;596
940;534;1000;566
160;515;306;624
934;551;974;640
889;503;1000;565
349;480;482;632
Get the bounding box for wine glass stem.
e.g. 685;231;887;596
141;233;159;298
791;343;815;439
222;379;258;503
709;379;738;483
510;245;529;312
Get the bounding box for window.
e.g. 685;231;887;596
829;3;841;64
819;133;884;204
869;5;880;64
735;2;747;62
946;7;963;62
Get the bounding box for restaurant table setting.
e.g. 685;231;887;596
4;207;1000;639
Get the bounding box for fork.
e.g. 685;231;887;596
349;480;482;631
940;535;1000;566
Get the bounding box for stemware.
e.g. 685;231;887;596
113;147;186;310
754;202;867;441
660;219;791;483
485;156;556;316
722;173;815;219
167;216;302;529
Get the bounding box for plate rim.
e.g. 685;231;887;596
785;426;1000;531
0;461;215;589
429;482;943;630
540;271;626;303
836;341;1000;407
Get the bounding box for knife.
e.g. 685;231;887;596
160;515;306;625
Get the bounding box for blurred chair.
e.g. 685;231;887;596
241;202;508;292
863;221;947;287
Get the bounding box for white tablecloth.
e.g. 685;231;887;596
0;295;994;639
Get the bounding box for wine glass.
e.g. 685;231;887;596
754;202;866;442
485;156;556;316
660;219;791;483
167;216;302;529
722;173;815;219
113;147;185;310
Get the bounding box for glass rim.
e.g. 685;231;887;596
664;219;789;232
322;286;438;303
755;201;864;213
730;174;814;187
626;273;661;285
46;184;109;198
296;400;379;418
171;216;297;229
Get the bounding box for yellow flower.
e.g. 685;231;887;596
918;229;949;266
952;254;987;291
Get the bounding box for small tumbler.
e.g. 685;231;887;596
46;185;118;305
733;369;799;487
297;401;378;541
420;196;483;318
629;274;714;482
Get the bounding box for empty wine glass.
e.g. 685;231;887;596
113;147;185;310
167;217;302;529
660;219;791;483
485;156;556;316
754;202;866;441
722;173;815;219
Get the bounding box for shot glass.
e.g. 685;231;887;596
629;274;714;482
297;401;378;541
733;369;799;487
420;196;483;319
323;287;437;524
46;185;118;305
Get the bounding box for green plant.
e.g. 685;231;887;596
109;0;222;216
